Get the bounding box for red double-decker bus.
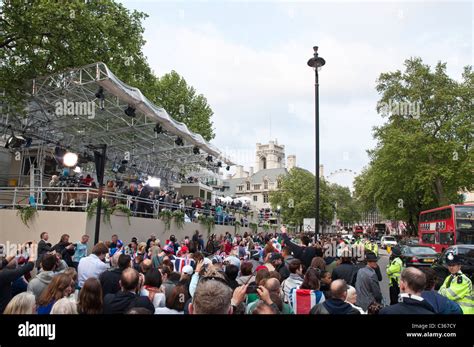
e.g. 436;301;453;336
418;204;474;253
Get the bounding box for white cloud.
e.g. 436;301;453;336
137;2;471;189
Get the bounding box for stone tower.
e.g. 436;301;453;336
287;155;296;170
255;140;285;172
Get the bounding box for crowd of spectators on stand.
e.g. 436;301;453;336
1;225;467;315
42;172;255;225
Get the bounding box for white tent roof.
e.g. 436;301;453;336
1;62;234;179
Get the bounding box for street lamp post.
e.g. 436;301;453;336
307;46;325;239
90;144;107;245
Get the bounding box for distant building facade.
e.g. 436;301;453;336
222;140;295;210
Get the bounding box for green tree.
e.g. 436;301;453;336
1;1;215;141
269;168;333;230
149;71;215;141
1;0;156;109
328;183;361;225
354;58;474;234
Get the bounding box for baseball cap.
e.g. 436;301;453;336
182;265;194;275
224;255;241;269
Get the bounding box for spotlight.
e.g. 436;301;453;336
193;146;200;155
154;124;163;133
226;165;230;171
73;166;81;174
5;134;26;149
63;152;78;167
124;105;136;118
175;137;184;146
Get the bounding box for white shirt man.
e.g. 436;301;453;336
78;243;109;288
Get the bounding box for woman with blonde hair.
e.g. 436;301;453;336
4;292;36;314
50;298;78;314
138;242;148;259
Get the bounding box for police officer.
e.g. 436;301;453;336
386;246;403;305
439;252;474;314
364;239;379;257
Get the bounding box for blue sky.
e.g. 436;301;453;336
119;0;472;188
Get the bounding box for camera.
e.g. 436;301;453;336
246;283;258;294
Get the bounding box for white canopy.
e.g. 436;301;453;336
2;62;235;180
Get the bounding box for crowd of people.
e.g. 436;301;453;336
0;226;472;315
45;172;253;226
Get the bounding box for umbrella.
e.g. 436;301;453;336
220;196;234;203
234;196;251;203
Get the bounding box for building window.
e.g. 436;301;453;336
262;157;266;169
253;195;258;202
238;185;243;191
253;184;260;190
263;194;269;203
246;182;250;190
263;180;268;190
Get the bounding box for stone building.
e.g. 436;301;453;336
222;140;296;210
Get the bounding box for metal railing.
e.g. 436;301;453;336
0;186;255;226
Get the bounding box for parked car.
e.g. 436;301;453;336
400;245;438;267
431;245;474;290
406;238;419;246
380;236;397;249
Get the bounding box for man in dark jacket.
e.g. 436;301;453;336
0;250;36;313
52;234;75;268
37;232;52;268
310;279;360;314
332;254;357;285
100;254;131;297
103;268;154;314
380;267;435;314
269;253;290;281
281;226;316;269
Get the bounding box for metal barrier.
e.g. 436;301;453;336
0;187;253;226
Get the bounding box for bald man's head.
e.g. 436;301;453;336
400;267;426;295
121;268;139;291
330;279;348;300
141;259;152;273
265;278;280;293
